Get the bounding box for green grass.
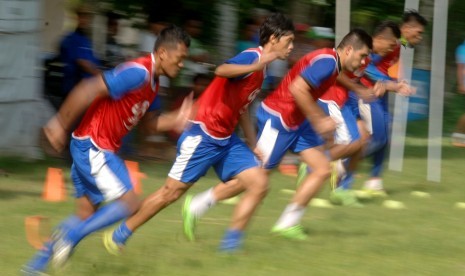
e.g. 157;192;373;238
1;121;465;275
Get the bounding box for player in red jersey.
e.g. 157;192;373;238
354;11;427;193
22;25;192;274
104;13;295;253
326;21;411;204
182;29;373;240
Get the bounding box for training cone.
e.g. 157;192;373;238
42;167;66;202
25;216;50;249
125;160;147;195
278;164;298;176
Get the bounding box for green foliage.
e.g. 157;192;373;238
351;0;404;33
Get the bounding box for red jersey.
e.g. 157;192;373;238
193;47;264;138
263;48;340;128
361;42;401;87
73;54;160;152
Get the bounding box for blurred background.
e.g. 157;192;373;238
0;0;464;161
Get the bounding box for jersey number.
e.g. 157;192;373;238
240;88;261;114
124;101;150;130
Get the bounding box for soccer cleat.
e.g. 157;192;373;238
271;225;308;241
51;238;73;269
22;241;54;275
20;266;50;276
182;195;198;241
103;229;123;256
219;229;244;252
363;178;387;197
329;189;363;207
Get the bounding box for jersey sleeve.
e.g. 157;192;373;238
102;62;150;99
456;45;465;64
300;57;336;88
224;51;259;80
364;63;392;82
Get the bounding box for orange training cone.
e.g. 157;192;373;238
42;167;66;202
25;216;50;249
125;160;147;195
278;164;298;176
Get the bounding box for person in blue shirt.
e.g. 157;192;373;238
60;5;101;99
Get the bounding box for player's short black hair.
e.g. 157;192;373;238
154;24;191;51
402;9;428;26
373;20;401;38
259;12;294;46
338;28;373;50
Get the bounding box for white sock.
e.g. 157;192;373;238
274;203;306;229
190;188;217;217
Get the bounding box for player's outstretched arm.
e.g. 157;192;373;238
382;80;416;96
141;93;194;134
43;75;108;152
215;51;280;78
337;73;379;101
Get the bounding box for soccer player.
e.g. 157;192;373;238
182;29;373;241
103;13;295;253
22;25;192;274
355;10;427;193
327;20;417;204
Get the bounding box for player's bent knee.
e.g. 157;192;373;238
159;181;189;205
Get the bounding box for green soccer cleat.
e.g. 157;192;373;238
329;189;364;207
182;195;198;242
271;225;308;241
102;229;123;256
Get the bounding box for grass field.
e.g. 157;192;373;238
1;119;465;275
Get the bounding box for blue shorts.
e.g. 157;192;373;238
317;99;360;144
70;138;133;205
346;91;361;119
256;103;324;170
168;123;260;183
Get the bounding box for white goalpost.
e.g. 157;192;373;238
388;0;419;174
426;0;448;182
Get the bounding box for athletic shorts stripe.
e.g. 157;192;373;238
168;123;259;183
256;104;324;169
318;99;360;144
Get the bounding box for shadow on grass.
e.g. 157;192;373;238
0;188;42;200
0;156;70;175
394;143;465;160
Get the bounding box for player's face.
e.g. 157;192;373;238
402;21;424;46
161;43;189;78
272;34;295;59
374;30;398;57
345;45;370;72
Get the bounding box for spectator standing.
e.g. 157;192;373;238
60;4;101;99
